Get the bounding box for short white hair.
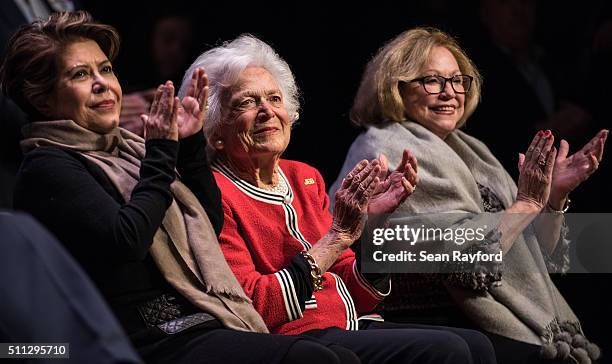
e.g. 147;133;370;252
179;34;300;143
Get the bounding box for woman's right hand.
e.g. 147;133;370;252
516;130;557;210
177;67;208;139
331;160;381;244
142;81;179;141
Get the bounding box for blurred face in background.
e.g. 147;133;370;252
151;16;193;80
480;0;536;53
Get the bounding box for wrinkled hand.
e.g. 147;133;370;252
177;67;208;138
516;130;556;210
368;149;418;214
142;81;179;141
119;89;155;136
331;160;381;243
549;129;608;208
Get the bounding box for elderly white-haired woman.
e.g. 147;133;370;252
3;12;378;364
179;34;498;363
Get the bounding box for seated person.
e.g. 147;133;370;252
0;211;142;363
182;34;497;364
2;11;362;364
330;27;606;364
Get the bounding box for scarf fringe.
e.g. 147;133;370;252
204;284;253;304
540;319;601;363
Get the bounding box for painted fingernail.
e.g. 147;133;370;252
544;130;551;137
538;130;544;136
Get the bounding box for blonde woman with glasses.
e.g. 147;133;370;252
330;27;606;364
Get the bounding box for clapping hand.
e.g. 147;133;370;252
143;81;178;141
177;67;209;138
331;160;381;243
516;130;556;210
549;129;608;209
367;149;418;214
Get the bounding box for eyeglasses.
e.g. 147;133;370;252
409;75;473;94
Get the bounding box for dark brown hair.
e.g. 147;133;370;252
0;11;120;120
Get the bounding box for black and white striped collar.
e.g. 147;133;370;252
212;159;293;205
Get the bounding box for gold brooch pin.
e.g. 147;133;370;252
304;178;315;185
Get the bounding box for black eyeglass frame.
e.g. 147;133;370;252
408;75;474;94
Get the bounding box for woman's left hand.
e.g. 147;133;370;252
367;149;418;215
550;129;608;208
177;67;209;138
332;160;381;243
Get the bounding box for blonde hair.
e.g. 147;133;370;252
350;27;481;128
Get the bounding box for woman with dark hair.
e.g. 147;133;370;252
1;11;363;364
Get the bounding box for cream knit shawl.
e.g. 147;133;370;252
330;121;599;362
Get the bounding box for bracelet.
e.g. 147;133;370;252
300;251;323;291
547;198;571;214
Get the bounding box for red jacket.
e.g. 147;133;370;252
213;159;388;335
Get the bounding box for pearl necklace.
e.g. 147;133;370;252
261;173;288;195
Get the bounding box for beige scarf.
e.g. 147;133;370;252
330;121;600;363
21;120;268;333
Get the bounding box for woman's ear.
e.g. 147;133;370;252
397;80;406;93
32;95;53;118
